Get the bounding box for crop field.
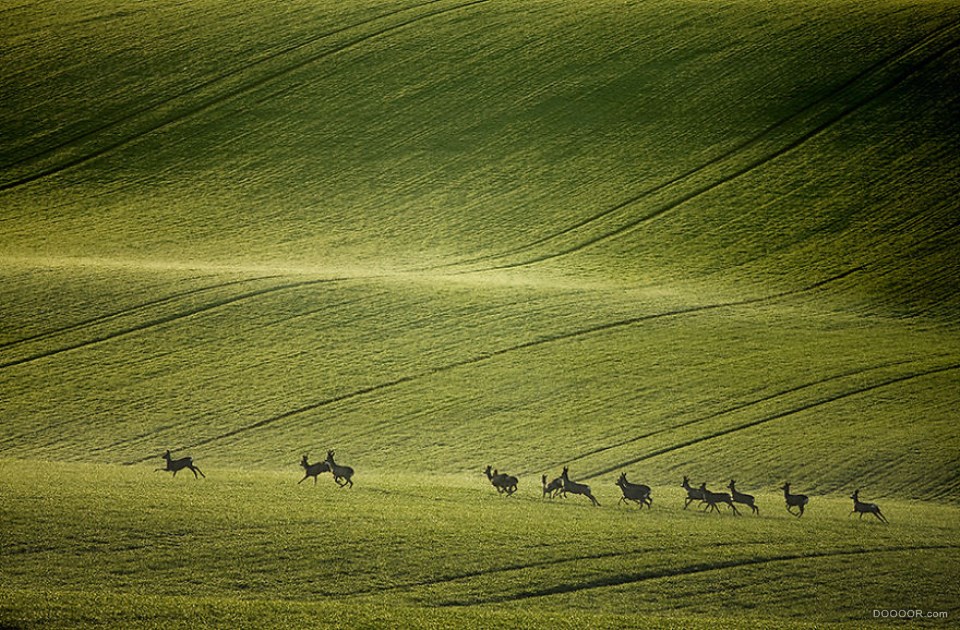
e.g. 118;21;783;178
2;0;959;627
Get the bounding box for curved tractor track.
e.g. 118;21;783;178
0;0;490;192
442;18;960;273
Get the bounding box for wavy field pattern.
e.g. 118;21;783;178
2;0;959;627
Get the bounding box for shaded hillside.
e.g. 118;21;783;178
1;0;959;499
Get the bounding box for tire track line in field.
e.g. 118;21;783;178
150;267;863;457
445;19;960;273
586;362;960;480
435;544;958;606
528;356;928;477
1;0;441;174
0;276;281;351
0;0;490;192
0;277;353;370
342;539;758;598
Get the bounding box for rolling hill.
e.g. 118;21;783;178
2;0;959;626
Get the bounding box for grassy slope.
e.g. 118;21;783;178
2;0;960;626
2;460;958;628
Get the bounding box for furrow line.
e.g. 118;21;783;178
342;540;763;598
0;277;349;371
1;0;444;174
0;0;490;192
161;268;862;454
462;20;960;273
529;356;926;476
587;362;960;479
436;545;958;606
0;275;281;351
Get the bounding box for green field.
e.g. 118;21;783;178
2;0;959;627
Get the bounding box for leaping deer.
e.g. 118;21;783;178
325;450;354;488
561;467;600;506
298;454;330;485
542;473;564;498
728;479;759;515
615;472;652;509
782;482;809;517
156;450;205;479
850;488;888;523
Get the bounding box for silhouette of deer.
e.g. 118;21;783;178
542;473;564;498
681;476;704;509
615;472;652;509
483;466;520;496
298;454;330;485
781;482;809;517
498;469;518;494
324;450;354;488
699;482;740;515
561;467;600;506
728;479;759;515
156;450;205;479
850;488;888;523
484;466;517;495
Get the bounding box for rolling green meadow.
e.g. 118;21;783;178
2;0;959;627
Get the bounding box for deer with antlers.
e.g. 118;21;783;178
298;454;331;485
156;450;205;479
850;488;888;523
324;450;354;488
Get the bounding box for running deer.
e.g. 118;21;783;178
325;450;354;488
781;482;809;517
298;454;330;485
156;450;205;479
850;488;888;523
542;474;564;498
561;467;600;506
615;472;652;509
728;479;760;515
484;466;517;495
699;482;740;515
681;476;704;509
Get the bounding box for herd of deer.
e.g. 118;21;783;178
156;449;355;488
155;450;887;522
494;465;889;523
